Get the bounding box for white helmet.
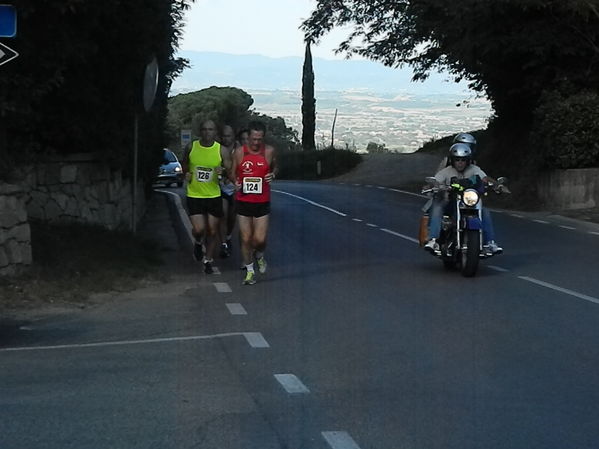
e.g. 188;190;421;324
449;143;472;161
453;132;477;147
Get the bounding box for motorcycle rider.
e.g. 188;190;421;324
436;132;478;172
424;143;503;255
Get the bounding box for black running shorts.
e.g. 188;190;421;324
187;196;224;218
236;201;270;218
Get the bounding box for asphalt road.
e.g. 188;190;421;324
2;181;599;449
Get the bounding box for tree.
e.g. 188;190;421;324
301;1;599;125
301;41;316;151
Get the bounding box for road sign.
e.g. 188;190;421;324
0;5;16;37
0;41;18;66
142;56;159;112
180;129;192;149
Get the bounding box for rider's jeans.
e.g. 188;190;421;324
428;198;496;243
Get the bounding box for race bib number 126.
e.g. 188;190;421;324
242;177;263;194
195;167;213;182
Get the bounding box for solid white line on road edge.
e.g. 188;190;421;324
156;189;194;248
366;223;378;228
322;431;362;449
273;190;347;217
519;276;599;305
380;228;420;244
388;187;425;198
214;282;232;293
488;265;510;273
590;231;599;236
352;218;363;222
274;374;311;394
533;219;550;224
226;303;247;315
244;332;270;348
559;225;576;230
0;332;263;353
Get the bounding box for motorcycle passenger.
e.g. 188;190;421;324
424;143;502;255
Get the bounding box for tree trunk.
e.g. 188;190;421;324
301;41;316;151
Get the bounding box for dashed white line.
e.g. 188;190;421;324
214;282;232;293
510;214;524;218
212;266;221;275
244;332;270;348
365;185;373;188
590;231;599;236
388;188;424;198
366;223;378;228
488;265;510;273
0;332;265;353
519;276;599;305
533;219;550;224
353;183;361;186
352;218;363;222
380;228;420;244
376;186;387;190
273;190;347;217
559;225;576;230
274;374;310;394
226;303;247;315
322;431;362;449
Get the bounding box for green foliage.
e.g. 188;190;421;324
278;149;362;180
301;42;316;150
302;1;599;123
531;90;599;169
0;0;190;182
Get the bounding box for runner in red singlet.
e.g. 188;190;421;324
230;121;277;285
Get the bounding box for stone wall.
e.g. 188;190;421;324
0;184;32;276
0;154;146;276
538;168;599;210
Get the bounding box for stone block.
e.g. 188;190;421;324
9;223;31;242
45;199;62;221
6;239;22;264
0;211;20;228
0;246;8;267
60;164;78;183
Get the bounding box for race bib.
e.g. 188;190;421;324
195;166;213;182
242;177;263;194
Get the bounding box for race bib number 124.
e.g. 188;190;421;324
242;177;263;194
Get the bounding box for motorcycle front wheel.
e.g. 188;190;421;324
461;229;480;277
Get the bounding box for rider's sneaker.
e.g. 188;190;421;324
485;240;503;255
256;256;267;274
193;242;204;262
424;238;439;255
203;261;214;274
243;270;256;285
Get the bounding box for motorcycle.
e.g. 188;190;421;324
420;175;509;277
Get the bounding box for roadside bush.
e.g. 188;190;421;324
278;149;362;180
531;90;599;169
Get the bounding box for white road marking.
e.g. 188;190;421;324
533;219;550;224
322;431;362;449
376;186;387;190
212;266;221;275
273;190;347;217
0;332;264;353
590;231;599;236
353;183;361;186
488;265;510;272
274;374;310;394
365;185;373;188
244;332;270;348
226;303;247;315
559;225;576;230
388;188;424;198
352;218;363;222
519;276;599;305
214;282;232;293
380;228;420;244
510;214;524;218
366;223;378;228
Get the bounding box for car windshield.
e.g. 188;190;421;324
163;150;177;163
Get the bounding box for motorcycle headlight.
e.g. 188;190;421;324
463;189;479;206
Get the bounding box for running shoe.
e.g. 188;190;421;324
220;242;230;258
243;270;256;285
204;261;214;274
256;256;267;274
193;242;204;262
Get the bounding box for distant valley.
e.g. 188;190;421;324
171;51;492;152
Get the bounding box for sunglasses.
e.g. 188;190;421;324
453;157;468;162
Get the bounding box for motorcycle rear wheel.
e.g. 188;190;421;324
461;230;480;277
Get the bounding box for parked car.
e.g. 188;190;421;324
156;148;184;187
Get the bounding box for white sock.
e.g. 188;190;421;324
246;263;255;273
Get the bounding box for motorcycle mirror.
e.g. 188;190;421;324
425;176;437;185
496;176;508;184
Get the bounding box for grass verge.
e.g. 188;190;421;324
0;221;165;313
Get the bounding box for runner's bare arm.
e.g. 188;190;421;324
181;143;192;182
265;145;277;182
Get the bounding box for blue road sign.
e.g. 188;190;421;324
0;5;16;38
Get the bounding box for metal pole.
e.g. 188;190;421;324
132;113;139;234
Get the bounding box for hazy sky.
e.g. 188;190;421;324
179;0;354;59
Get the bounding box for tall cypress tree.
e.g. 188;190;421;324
301;41;316;151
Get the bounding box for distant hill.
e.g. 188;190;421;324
171;50;472;95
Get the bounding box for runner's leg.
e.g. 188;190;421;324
238;214;254;266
